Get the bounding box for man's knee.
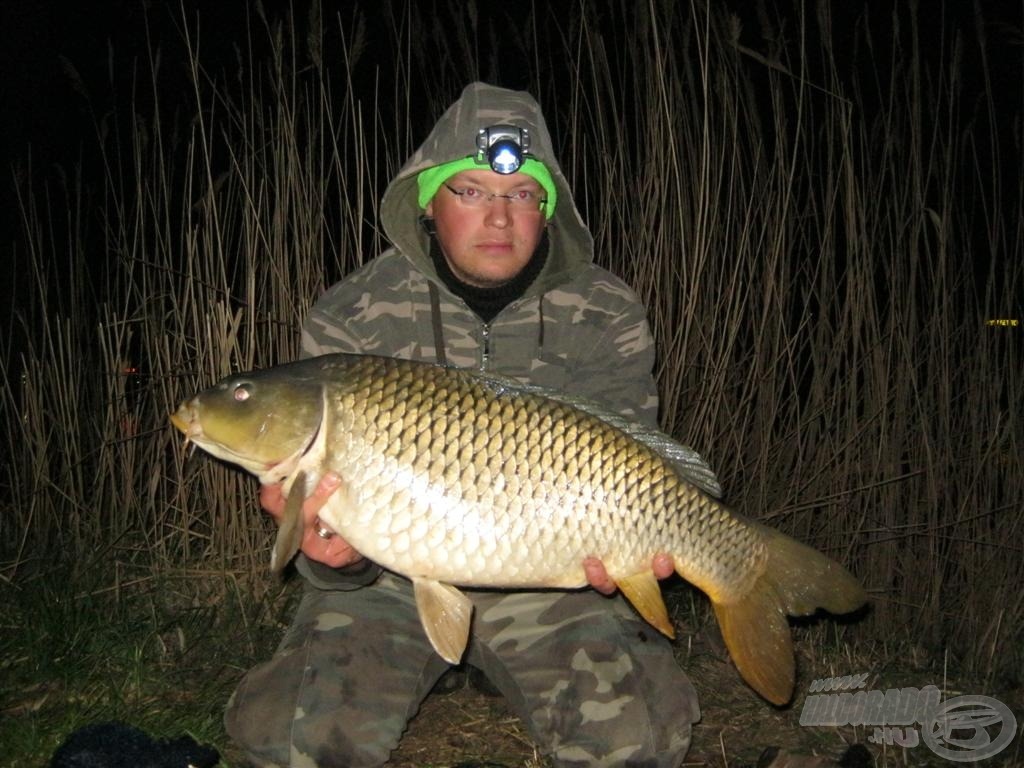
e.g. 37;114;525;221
223;665;295;767
533;678;695;767
225;672;400;768
478;597;699;768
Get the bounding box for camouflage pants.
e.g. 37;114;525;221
225;573;700;767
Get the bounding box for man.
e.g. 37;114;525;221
225;82;704;767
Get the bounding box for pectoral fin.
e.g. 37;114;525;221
616;571;675;638
412;578;473;663
270;471;306;575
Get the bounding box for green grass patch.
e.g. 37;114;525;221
0;562;297;767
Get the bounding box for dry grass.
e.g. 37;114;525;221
1;0;1021;764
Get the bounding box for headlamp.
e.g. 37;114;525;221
476;124;530;174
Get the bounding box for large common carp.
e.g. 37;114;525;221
170;353;866;705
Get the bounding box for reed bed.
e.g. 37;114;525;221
2;0;1020;697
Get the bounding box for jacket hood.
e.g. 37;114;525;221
379;82;594;295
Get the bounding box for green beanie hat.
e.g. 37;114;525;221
417;157;558;220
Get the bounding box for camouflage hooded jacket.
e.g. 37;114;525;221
297;82;659;588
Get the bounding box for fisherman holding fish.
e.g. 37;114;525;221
224;83;702;767
188;82;865;767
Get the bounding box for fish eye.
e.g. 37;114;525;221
233;383;252;402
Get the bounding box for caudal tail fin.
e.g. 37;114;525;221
712;523;867;705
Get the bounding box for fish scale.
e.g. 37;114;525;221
336;356;762;604
171;352;866;704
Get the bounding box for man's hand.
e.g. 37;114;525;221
584;553;675;595
260;473;365;569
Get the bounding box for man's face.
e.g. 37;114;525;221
425;169;547;289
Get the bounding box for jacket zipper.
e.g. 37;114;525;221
480;323;491;370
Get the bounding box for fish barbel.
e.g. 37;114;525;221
170;353;866;704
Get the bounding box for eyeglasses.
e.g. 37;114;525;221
443;182;547;212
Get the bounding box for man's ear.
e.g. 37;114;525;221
424;201;434;217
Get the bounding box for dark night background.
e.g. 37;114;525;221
1;0;1021;399
2;0;1022;315
3;2;1022;211
4;0;1022;232
4;0;1021;159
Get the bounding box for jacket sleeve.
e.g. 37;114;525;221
300;284;367;359
572;290;660;429
295;549;382;591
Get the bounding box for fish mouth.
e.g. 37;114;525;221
169;405;201;442
168;389;325;480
